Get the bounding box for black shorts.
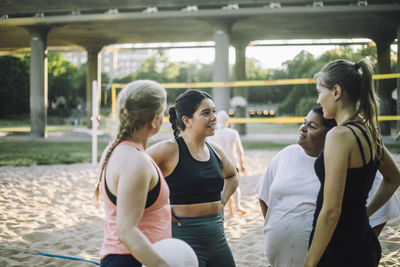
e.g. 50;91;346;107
100;254;141;267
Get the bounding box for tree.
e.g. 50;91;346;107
47;53;84;115
0;56;30;117
274;44;393;116
276;51;319;115
246;58;292;104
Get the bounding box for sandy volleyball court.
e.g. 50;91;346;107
0;150;399;267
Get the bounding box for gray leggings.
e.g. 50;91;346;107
172;212;236;267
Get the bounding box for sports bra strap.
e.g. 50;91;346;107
205;141;223;168
343;124;367;166
346;123;373;161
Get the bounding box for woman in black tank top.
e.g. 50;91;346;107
148;89;239;267
305;59;400;267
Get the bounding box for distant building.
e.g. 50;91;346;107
64;47;150;78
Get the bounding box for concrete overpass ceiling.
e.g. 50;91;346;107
0;26;30;48
0;1;399;49
231;9;399;42
47;17;216;45
1;1;398;16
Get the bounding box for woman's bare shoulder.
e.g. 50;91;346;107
147;138;178;157
324;125;356;155
107;144;154;181
207;140;223;154
327;125;353;141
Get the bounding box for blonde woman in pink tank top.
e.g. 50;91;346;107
94;80;172;267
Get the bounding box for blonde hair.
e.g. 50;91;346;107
94;80;166;201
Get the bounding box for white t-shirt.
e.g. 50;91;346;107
368;171;400;227
255;144;400;267
208;127;243;168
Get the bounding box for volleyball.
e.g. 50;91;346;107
142;238;198;267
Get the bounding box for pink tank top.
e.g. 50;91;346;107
100;140;171;259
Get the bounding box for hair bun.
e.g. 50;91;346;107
168;106;176;115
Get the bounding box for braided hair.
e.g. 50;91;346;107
95;80;166;202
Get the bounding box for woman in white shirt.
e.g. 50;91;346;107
255;106;400;267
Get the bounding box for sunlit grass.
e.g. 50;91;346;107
0;141;109;166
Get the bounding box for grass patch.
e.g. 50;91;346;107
0;141;109;166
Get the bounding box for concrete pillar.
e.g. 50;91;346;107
397;24;400;133
375;36;395;136
232;41;249;135
84;45;103;125
213;26;230;112
28;27;50;138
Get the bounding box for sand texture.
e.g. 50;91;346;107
0;150;399;267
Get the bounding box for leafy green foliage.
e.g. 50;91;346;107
0;56;30;117
47;54;86;115
246;58;292;104
275;44;390;115
0;54;87;118
295;97;318;116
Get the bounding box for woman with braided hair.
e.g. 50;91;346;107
95;80;172;267
148;89;239;267
305;60;400;267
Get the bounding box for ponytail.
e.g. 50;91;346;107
356;60;381;156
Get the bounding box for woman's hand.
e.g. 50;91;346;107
171;210;181;226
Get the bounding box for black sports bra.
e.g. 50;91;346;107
104;173;161;208
165;136;224;205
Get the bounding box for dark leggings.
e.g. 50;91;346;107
172;211;236;267
100;254;141;267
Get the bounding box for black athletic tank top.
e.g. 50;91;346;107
166;136;224;205
310;122;381;266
